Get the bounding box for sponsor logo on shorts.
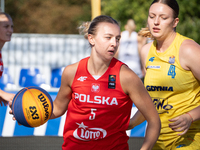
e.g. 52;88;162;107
176;144;186;148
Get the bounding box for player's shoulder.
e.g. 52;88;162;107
141;41;153;54
180;39;200;59
63;62;79;79
140;41;153;64
120;64;140;81
181;39;200;51
120;64;143;94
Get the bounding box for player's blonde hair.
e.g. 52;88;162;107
79;15;119;40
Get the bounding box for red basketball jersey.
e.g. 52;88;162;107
62;57;133;150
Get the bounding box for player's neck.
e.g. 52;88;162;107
156;32;176;53
87;57;110;76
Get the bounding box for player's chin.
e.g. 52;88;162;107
106;55;114;61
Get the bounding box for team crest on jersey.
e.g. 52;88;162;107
73;122;107;141
91;83;100;92
168;55;175;64
77;76;87;82
108;75;116;89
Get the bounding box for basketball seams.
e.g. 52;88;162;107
12;88;26;117
25;87;44;126
13;86;53;127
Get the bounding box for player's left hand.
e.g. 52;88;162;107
168;113;193;136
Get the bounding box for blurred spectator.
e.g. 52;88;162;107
115;19;146;79
0;12;15;106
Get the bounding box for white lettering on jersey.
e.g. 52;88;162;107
77;76;87;82
110;98;118;105
73;122;107;141
74;93;118;105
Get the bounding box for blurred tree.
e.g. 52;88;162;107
102;0;151;32
177;0;200;44
101;0;200;44
3;0;200;44
5;0;91;34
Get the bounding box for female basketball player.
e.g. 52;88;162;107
139;0;200;149
49;15;161;149
0;12;15;106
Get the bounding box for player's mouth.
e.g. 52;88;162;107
108;50;115;55
153;27;160;32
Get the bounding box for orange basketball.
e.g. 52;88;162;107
12;86;53;127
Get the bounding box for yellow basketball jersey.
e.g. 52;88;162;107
144;33;200;149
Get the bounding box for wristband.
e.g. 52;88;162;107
186;112;193;123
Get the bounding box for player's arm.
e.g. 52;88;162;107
50;63;78;119
127;110;145;130
180;39;200;84
0;90;15;106
120;65;161;150
127;42;154;130
169;40;200;135
183;40;200;124
139;42;152;75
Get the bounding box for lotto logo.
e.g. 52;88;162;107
73;122;107;141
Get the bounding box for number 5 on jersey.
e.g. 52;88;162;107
89;109;97;120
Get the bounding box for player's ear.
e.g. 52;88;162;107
88;34;95;46
173;17;179;28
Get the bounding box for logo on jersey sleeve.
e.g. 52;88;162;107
108;75;116;89
73;122;107;141
91;83;100;93
77;76;87;82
